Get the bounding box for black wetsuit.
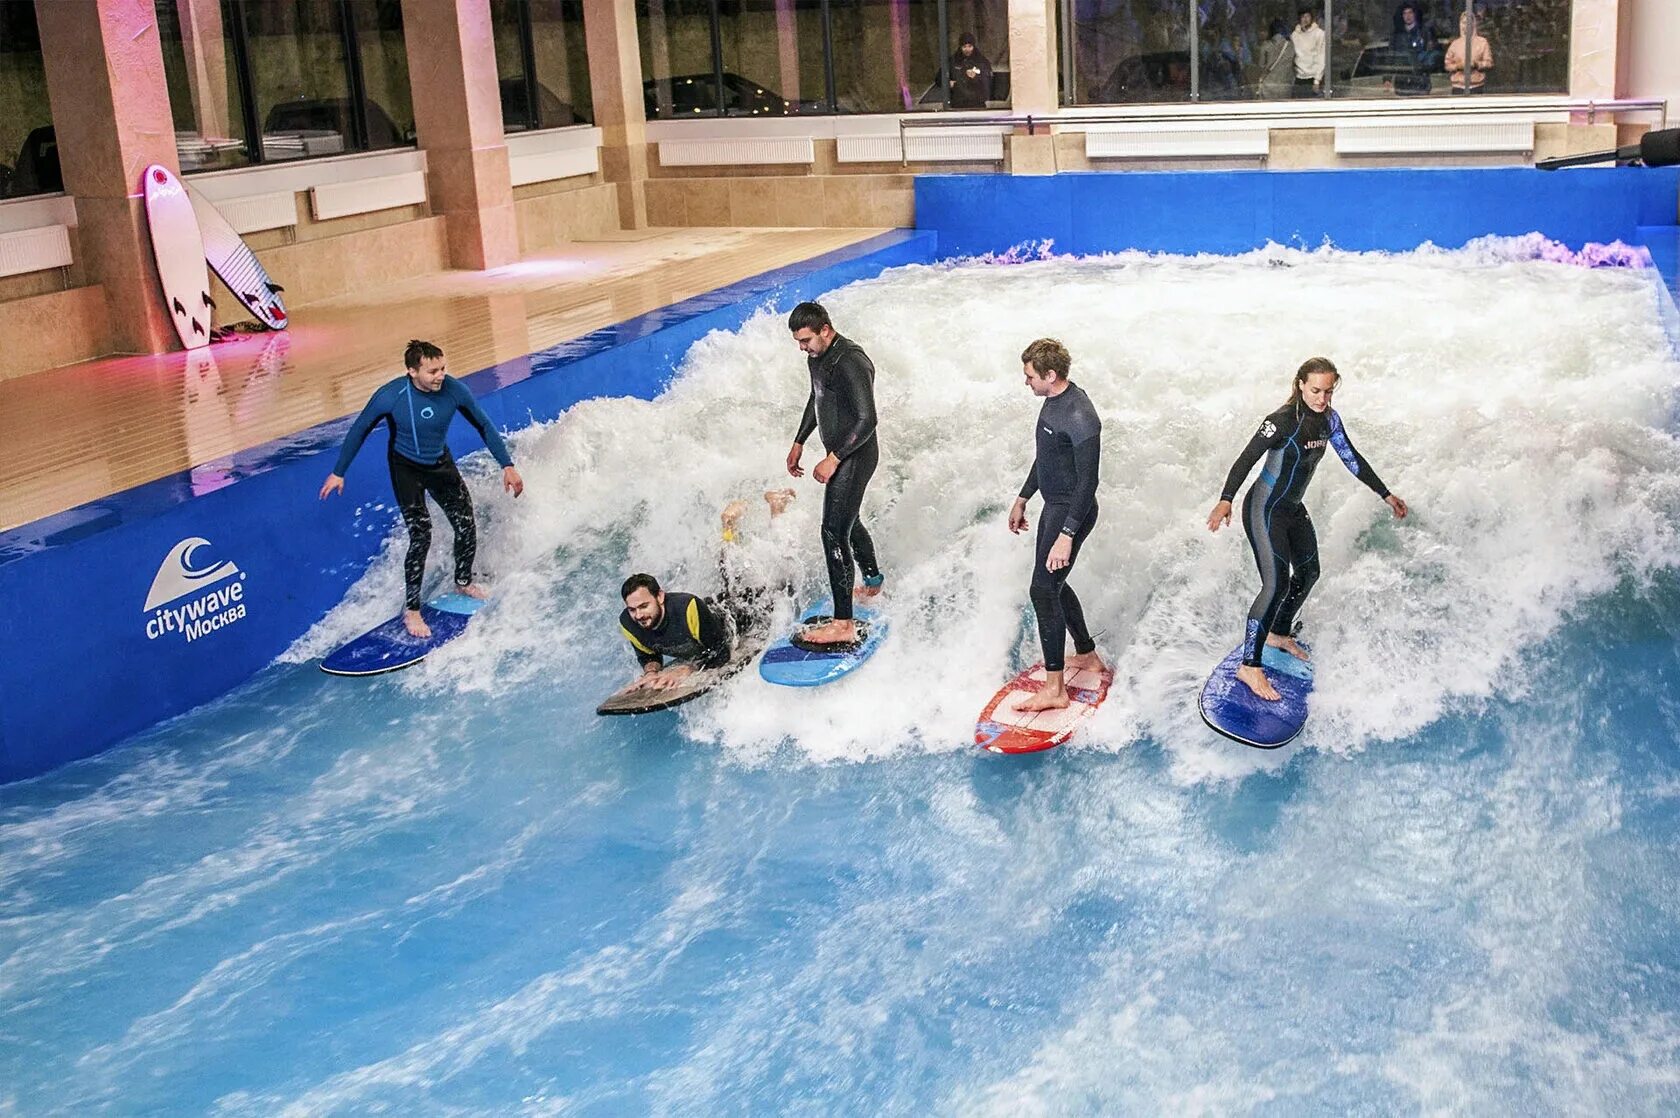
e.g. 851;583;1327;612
618;592;733;671
795;334;882;621
1220;401;1389;666
1019;382;1102;672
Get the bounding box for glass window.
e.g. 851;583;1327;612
940;0;1007;108
1062;0;1189;105
0;1;60;197
349;0;413;147
157;1;251;171
639;0;723;119
1337;1;1569;98
158;0;416;169
240;0;355;162
493;0;594;131
829;0;944;114
716;0;827;116
529;0;593;126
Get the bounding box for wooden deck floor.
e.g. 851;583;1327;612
0;227;888;532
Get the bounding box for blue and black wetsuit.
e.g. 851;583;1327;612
333;375;514;611
795;335;883;621
619;592;733;670
1019;381;1102;672
1220;400;1389;666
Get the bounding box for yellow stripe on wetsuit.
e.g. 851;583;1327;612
620;626;654;655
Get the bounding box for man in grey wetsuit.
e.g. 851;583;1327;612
1008;338;1108;711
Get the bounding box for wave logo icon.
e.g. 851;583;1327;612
143;537;242;611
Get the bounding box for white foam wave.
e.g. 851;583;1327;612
304;243;1680;773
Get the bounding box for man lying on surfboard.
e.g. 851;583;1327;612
1008;338;1108;712
618;573;737;691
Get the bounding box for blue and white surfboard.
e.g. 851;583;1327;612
758;599;887;687
321;592;486;677
1198;642;1314;749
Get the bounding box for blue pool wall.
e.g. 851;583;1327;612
0;231;936;783
2;165;1678;784
913;166;1680;269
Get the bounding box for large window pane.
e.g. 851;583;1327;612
1063;0;1190;104
716;0;826;115
830;0;944;114
1337;1;1569;98
349;0;412;147
0;1;59;197
243;0;354;161
530;0;593;125
490;0;533;128
639;0;722;118
157;1;251;171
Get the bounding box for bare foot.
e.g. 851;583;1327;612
722;500;748;535
1235;663;1280;701
1265;634;1310;661
403;609;432;639
1018;678;1071;712
456;582;489;601
1064;650;1108;674
764;489;795;517
799;618;858;646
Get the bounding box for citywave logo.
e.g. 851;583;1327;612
143;537;250;643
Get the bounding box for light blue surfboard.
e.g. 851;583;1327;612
321;592;487;676
759;599;887;687
1198;642;1314;749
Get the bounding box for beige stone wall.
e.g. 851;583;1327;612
0;285;110;380
515;180;623;252
245;213;449;314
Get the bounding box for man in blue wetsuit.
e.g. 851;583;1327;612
320;339;524;639
618;573;734;690
785;301;884;647
1008;338;1108;711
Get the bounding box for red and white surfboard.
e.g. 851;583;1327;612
975;663;1114;754
187;182;287;331
141;164;214;350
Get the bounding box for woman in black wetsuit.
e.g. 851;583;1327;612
1206;357;1408;701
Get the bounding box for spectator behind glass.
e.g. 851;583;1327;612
1446;9;1493;93
1392;3;1441;70
1255;19;1296;100
1291;8;1326;98
946;33;993;109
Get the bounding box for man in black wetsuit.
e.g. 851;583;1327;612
1008;339;1107;711
618;573;734;691
785;301;884;647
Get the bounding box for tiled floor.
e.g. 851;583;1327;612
0;227;888;531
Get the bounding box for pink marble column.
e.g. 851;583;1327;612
583;0;650;229
35;0;181;353
401;0;519;270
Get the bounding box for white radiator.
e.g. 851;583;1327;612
0;224;71;278
1335;118;1534;154
510;146;600;186
903;129;1006;162
1085;125;1269;159
837;135;905;164
214;190;298;234
658;137;815;167
309;170;428;221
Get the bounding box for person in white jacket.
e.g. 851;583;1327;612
1290;8;1326;97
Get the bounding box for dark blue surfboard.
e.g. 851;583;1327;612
320;592;486;676
759;599;887;687
1198;642;1314;749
